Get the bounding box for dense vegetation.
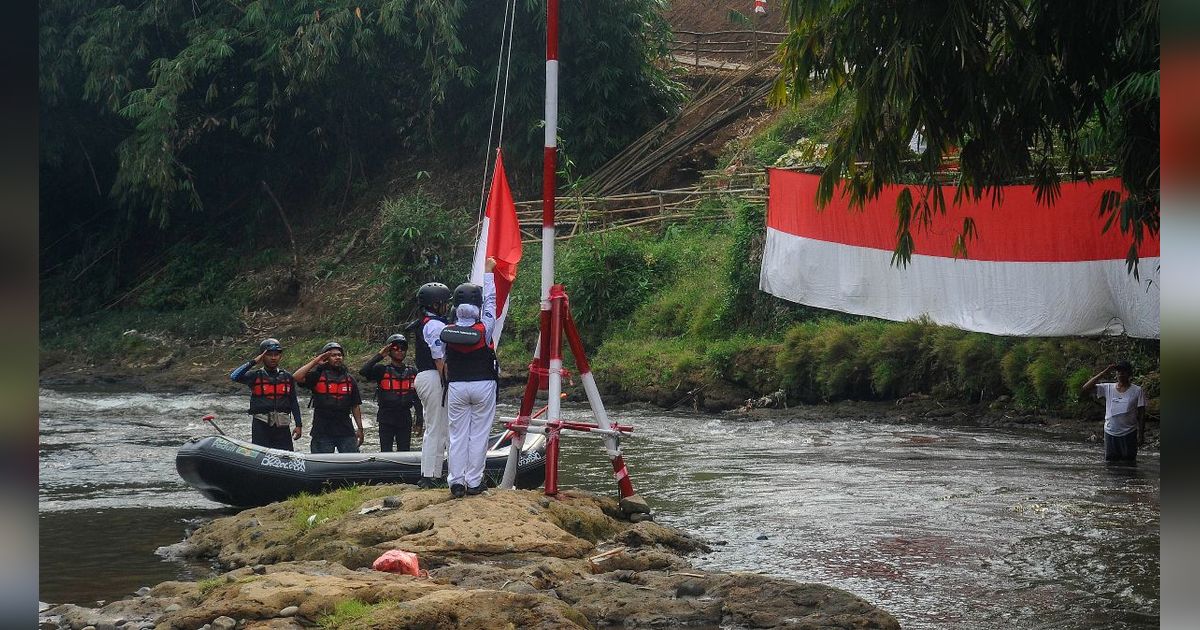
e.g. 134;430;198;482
39;0;681;318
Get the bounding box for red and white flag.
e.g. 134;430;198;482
471;149;523;347
760;170;1160;338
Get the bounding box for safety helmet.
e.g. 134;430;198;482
416;282;451;308
386;333;407;349
452;282;483;307
259;338;283;353
321;341;344;354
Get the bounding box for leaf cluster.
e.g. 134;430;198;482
775;0;1159;274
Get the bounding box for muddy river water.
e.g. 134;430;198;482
38;388;1159;628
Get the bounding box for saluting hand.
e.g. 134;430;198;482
252;350;267;365
379;344;393;356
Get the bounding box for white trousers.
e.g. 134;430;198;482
415;369;448;478
446;380;497;489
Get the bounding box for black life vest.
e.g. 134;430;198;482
248;369;294;414
442;322;497;383
376;364;416;408
310;368;356;410
412;313;445;372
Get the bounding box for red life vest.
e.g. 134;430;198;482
310;369;356;410
376;364;416;409
247;369;295;414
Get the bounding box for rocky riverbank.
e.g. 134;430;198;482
41;486;900;629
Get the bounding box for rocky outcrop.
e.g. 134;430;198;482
42;485;899;629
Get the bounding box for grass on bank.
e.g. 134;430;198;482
319;598;394;629
286;485;394;534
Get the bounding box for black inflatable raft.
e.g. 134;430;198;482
176;432;547;506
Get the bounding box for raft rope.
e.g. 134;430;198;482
474;0;519;242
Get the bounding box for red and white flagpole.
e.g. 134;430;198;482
542;0;564;449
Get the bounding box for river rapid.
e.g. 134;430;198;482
38;388;1159;629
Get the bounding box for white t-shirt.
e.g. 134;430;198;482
422;316;448;362
1094;383;1146;437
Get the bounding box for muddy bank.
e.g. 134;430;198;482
41;487;900;629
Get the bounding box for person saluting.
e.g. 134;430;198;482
359;333;422;452
294;341;364;453
229;337;302;450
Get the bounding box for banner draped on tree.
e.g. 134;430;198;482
760;170;1160;338
471;150;523;347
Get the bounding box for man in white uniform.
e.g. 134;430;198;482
1081;360;1147;463
411;282;451;488
441;258;499;498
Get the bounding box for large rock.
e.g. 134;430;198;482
182;486;644;570
43;487;899;629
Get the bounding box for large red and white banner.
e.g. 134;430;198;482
761;169;1160;338
471;150;523;347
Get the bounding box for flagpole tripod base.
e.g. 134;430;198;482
500;285;642;505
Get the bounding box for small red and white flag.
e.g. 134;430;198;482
754;0;767;16
471;149;523;347
761;170;1160;338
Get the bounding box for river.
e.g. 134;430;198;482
38;388;1159;628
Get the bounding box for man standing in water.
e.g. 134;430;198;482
411;282;451;487
294;341;365;453
1081;360;1147;464
229;337;303;450
359;333;423;452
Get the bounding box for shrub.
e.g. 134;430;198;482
1026;351;1065;408
864;320;928;397
556;231;676;347
378;192;472;320
953;335;1006;402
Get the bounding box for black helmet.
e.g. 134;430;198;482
259;338;283;353
386;333;407;348
452;282;483;307
416;282;451;308
321;341;344;354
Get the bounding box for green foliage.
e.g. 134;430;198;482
197;577;225;596
378;192;473;321
717;198;832;332
41;306;242;361
286;485;389;534
726;88;850;169
133;243;241;311
774;316;1154;410
776;0;1159;272
319;598;388;629
555;230;675;347
1026;354;1065;408
40;0;681;315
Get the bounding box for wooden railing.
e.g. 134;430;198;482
670;29;788;65
502;169;768;243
